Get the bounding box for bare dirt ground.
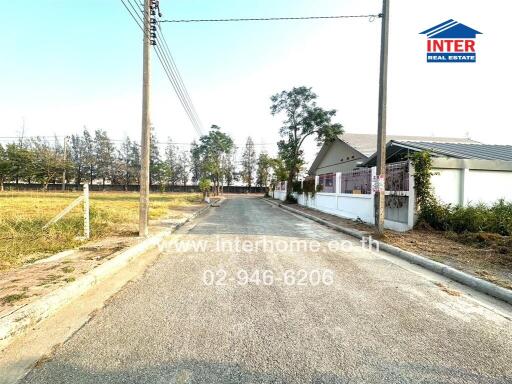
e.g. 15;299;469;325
281;201;512;290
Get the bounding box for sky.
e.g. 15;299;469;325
1;0;511;166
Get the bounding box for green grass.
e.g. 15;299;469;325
0;191;202;270
1;292;28;304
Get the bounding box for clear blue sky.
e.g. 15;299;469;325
1;0;511;161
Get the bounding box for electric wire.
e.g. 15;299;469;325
121;0;204;137
161;14;381;23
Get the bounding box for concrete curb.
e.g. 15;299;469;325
264;198;512;306
0;203;211;351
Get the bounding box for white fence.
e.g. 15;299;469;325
273;163;415;232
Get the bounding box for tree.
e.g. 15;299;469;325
30;137;65;190
256;152;272;194
82;128;96;184
6;143;33;184
222;153;237;188
0;144;10;191
176;150;190;187
270;156;288;189
70;134;85;186
164;140;180;187
190;140;202;184
198;177;211;201
193;125;234;195
149;127;164;187
241;137;257;188
118;137;138;190
94;130;116;187
270;86;343;197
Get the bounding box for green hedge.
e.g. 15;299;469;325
420;199;512;236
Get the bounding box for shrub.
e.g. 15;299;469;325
302;178;315;194
292;181;303;194
419;199;512;236
286;193;298;204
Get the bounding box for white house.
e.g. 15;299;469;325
277;133;512;232
363;140;512;206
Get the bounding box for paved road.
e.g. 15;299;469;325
21;196;512;383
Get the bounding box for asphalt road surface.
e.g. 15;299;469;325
21;196;512;383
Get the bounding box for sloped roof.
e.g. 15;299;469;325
420;19;482;39
363;140;512;167
393;141;512;161
340;133;478;158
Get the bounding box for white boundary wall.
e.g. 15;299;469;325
291;164;415;232
431;168;512;206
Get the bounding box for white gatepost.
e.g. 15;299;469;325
370;166;377;225
407;162;415;230
335;172;342;194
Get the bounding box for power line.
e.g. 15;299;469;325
129;0;204;136
120;0;205;137
156;22;204;133
161;14;381;23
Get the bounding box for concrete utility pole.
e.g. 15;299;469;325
375;0;390;234
139;0;152;237
62;136;68;191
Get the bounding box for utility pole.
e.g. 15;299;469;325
375;0;390;234
62;136;68;191
139;0;153;237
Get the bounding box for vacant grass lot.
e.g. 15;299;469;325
0;191;202;270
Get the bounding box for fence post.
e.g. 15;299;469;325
83;183;90;239
370;167;377;225
335;172;342;194
406;162;416;230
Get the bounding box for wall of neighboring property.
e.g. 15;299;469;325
431;167;512;206
464;170;512;204
290;163;416;232
431;169;463;205
297;193;376;224
314;140;367;175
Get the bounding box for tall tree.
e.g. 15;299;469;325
190;140;202;184
176;150;190;187
193;125;234;195
82;128;96;184
70;134;85;186
0;144;10;191
241;137;257;188
130;141;141;184
6;143;33;184
164;140;180;187
149;127;164;187
118;137;137;190
222;153;236;188
256;152;272;193
30;137;65;190
270;86;343;196
94;130;116;187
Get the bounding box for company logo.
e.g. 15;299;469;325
420;19;482;63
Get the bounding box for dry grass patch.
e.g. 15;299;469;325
0;191;202;270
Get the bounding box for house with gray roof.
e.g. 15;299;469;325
308;133;477;176
307;133;512;208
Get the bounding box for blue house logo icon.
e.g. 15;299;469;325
420;20;482;63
